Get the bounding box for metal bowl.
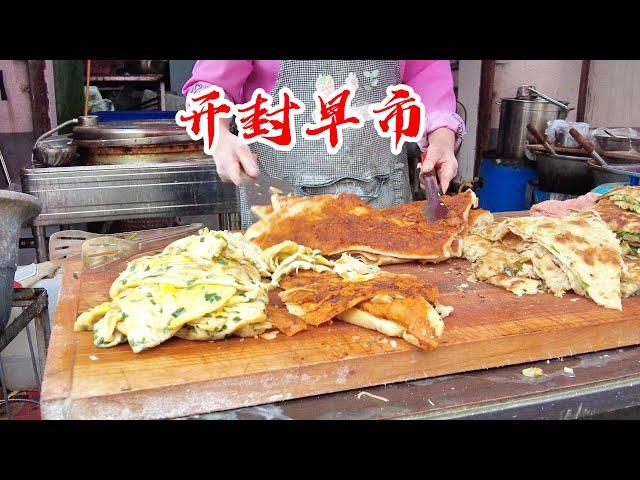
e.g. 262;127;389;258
33;135;78;167
589;157;640;186
594;134;631;152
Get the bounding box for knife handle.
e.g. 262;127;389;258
418;153;443;192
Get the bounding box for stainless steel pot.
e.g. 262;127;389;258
496;86;570;161
33;135;78;167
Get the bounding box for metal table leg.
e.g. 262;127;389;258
0;354;10;419
25;326;41;390
0;289;50;419
34;299;50;381
32;226;48;263
159;81;166;110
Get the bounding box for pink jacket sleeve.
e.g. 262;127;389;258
182;60;254;104
402;60;465;149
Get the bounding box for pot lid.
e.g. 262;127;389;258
508;84;570;107
71;119;198;148
72;119;189;141
501;96;570;106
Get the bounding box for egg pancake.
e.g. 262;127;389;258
75;229;273;352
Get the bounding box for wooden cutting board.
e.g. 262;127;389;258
40;256;640;419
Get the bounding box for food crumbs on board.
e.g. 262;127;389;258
73;272;78;279
570;298;579;302
120;385;132;392
522;367;544;378
564;367;575;375
428;399;435;406
357;391;389;402
260;331;278;340
390;340;397;349
89;355;98;361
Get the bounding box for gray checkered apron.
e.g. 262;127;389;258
238;60;411;229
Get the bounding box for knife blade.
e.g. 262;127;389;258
240;171;294;214
418;162;449;222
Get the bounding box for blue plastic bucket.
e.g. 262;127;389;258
476;157;538;212
525;180;577;208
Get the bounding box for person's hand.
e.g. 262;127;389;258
213;120;259;185
419;127;459;193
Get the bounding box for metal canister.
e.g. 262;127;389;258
496;87;570;161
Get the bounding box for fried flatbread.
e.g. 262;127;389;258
504;212;623;310
622;255;640;298
462;234;543;296
246;190;479;265
601;186;640;214
596;199;640;246
278;270;444;350
265;302;308;336
464;212;623;307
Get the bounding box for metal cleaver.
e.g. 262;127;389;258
240;171;294;216
418;153;449;222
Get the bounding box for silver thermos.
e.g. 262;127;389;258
496;85;571;161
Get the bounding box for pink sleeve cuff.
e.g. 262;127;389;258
417;111;466;151
184;81;214;108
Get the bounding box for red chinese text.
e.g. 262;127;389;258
301;86;363;155
175;85;234;155
369;85;425;155
234;88;304;151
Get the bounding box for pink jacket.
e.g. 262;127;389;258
183;60;465;147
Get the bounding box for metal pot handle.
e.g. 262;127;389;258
33;118;79;148
527;87;571;111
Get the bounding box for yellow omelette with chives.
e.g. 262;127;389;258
74;229;271;353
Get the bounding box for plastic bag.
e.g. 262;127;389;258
545;120;591;148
